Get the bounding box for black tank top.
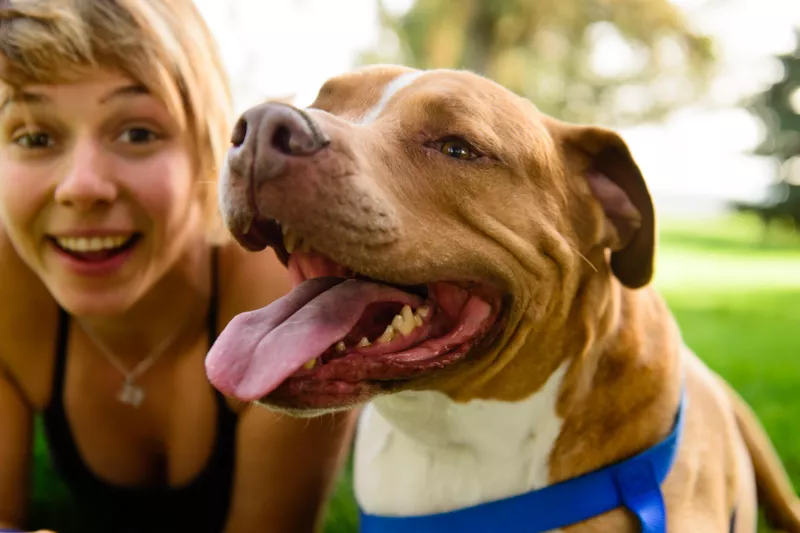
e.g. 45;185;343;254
41;248;239;533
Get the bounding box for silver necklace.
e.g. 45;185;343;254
78;319;189;408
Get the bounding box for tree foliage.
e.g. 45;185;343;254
362;0;716;125
734;29;800;231
747;28;800;168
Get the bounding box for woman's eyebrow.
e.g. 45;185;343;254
99;83;150;104
0;91;47;114
0;83;150;116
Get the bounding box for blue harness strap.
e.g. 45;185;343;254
359;391;686;533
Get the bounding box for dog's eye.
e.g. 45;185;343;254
438;138;478;160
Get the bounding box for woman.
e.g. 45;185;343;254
0;1;356;532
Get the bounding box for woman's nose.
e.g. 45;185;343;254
54;138;118;211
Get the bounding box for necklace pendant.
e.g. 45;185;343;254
118;379;145;407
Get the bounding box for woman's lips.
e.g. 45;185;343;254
48;233;142;277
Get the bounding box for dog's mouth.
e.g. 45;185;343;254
206;218;507;409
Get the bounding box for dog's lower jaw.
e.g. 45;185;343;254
403;295;516;396
353;360;571;516
253;401;353;418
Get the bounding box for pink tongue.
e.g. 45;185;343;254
205;277;421;401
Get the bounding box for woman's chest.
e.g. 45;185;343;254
43;331;227;489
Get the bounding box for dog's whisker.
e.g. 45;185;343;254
570;245;598;273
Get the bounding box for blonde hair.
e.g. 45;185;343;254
0;0;233;242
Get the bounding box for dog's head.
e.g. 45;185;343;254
206;65;655;414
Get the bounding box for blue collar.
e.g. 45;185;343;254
359;390;686;533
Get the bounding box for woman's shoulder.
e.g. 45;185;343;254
0;228;59;408
216;241;293;324
0;229;59;342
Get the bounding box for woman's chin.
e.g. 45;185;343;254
50;286;143;317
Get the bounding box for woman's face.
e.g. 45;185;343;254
0;69;202;316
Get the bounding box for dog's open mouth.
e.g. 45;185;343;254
206;218;506;407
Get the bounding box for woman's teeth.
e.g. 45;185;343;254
56;235;131;252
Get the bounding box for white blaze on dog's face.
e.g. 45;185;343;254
206;65;655;413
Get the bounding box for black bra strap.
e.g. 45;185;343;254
52;306;71;403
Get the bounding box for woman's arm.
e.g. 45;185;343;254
0;229;39;529
0;363;33;529
223;406;357;533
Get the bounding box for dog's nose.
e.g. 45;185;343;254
228;102;329;183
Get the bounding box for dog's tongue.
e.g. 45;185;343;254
205;277;416;401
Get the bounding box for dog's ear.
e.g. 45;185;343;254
552;121;656;289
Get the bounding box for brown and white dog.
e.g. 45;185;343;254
205;65;800;532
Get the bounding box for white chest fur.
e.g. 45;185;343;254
353;361;570;519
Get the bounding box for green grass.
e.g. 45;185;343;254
27;214;800;532
652;215;800;533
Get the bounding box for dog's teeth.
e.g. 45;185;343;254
284;231;297;253
392;305;417;336
336;341;346;352
282;227;311;254
358;337;371;348
391;314;404;331
303;358;318;370
413;305;429;327
377;325;396;344
402;304;414;324
240;211;253;235
388;305;427;337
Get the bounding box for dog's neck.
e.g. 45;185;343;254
354;361;572;516
371;359;571;454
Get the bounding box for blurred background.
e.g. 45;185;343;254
31;0;800;531
194;0;800;531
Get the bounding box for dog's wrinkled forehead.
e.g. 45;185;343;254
309;66;555;170
312;67;543;130
309;65;419;122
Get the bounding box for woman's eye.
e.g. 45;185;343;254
118;127;159;144
439;138;478;160
14;131;55;149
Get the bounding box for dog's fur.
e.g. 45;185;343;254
216;65;800;532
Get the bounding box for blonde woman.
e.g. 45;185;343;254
0;1;355;532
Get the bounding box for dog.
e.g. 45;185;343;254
205;65;800;532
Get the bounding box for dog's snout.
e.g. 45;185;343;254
228;102;329;182
231;117;249;148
